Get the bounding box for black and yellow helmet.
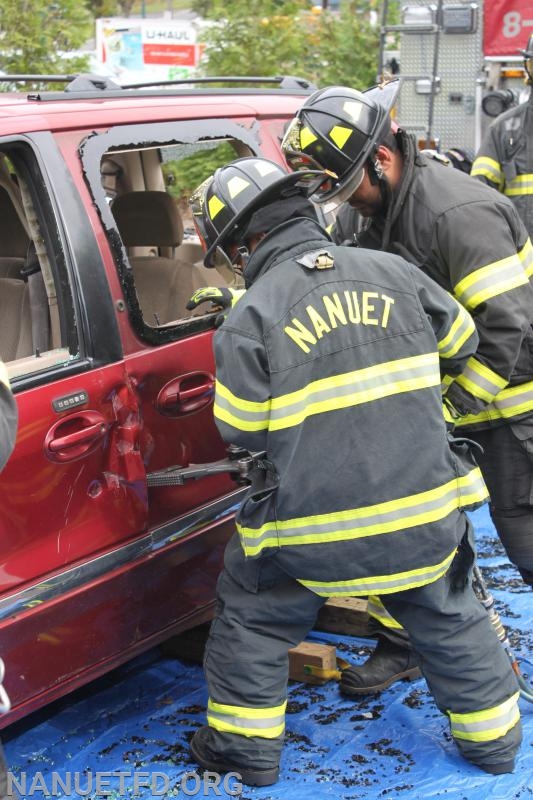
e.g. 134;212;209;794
281;80;400;203
189;157;324;267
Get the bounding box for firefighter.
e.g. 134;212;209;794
0;359;18;800
281;82;533;697
186;155;521;785
471;33;533;237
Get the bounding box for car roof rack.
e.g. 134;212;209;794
0;73;316;102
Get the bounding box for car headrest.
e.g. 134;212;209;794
111;191;184;249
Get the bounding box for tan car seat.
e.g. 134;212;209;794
111;191;225;325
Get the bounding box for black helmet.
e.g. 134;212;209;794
281;80;400;203
189;157;325;267
519;34;533;84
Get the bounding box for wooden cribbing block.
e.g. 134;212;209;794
314;597;371;637
288;641;337;685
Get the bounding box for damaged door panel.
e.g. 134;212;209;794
0;77;313;726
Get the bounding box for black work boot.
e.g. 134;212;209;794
340;639;421;696
189;725;280;787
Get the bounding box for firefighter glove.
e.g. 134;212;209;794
186;287;245;327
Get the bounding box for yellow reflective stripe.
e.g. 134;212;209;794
0;362;9;388
453;378;533;426
367;596;404;629
237;467;488;557
519;237;533;278
215;353;441;434
269;353;440;432
505;173;533;196
471;156;504;189
207;699;286;739
298;548;457;597
214;380;270;432
442;402;454;424
454;252;529;311
437;302;476;359
454;356;508;403
441;374;454;392
449;692;520;743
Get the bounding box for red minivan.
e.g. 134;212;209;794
0;75;314;726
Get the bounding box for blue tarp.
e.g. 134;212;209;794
3;505;532;799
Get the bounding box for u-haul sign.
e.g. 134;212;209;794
142;21;197;66
95;17;202;80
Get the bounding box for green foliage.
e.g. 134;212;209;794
198;0;312;79
162;141;236;199
85;0;121;17
0;0;93;83
198;0;381;89
313;1;380;87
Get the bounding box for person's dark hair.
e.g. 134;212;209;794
379;128;399;152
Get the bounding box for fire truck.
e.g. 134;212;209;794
379;0;532;156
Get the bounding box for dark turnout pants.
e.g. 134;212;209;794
203;530;521;774
467;418;533;587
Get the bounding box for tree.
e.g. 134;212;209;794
85;0;121;17
198;0;381;90
0;0;93;81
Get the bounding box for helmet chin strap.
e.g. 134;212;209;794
232;244;250;271
367;156;393;213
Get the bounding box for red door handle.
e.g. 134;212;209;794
45;411;108;463
156;371;215;416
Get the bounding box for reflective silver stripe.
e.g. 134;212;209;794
207;710;285;732
505;173;533;196
449;693;521;742
520;237;533;278
471;157;502;186
299;548;457;597
238;469;487;555
269;354;439;427
455;357;507;403
367;595;404;629
214;381;270;429
454;252;528;311
437;303;475;359
207;699;286;738
454;379;533;426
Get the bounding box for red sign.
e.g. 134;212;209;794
484;0;533;56
143;43;196;66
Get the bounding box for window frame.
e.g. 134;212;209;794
80;118;263;346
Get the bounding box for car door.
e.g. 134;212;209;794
0;132;154;721
76;117;270;531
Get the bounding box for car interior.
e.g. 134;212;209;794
0;138;243;378
102;140;246;329
0;152;64;379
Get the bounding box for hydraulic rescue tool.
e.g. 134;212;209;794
148;447;533;700
147;445;263;488
472;565;533;703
